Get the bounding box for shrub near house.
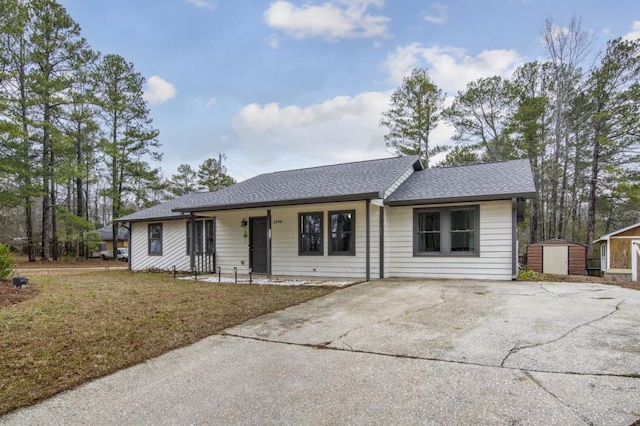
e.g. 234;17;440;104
0;244;13;280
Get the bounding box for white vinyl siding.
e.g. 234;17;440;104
383;206;391;278
270;201;374;278
386;200;513;280
129;199;512;280
189;203;378;279
214;208;266;274
131;220;191;271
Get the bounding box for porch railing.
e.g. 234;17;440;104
193;251;216;274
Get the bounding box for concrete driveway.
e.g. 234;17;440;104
2;280;640;425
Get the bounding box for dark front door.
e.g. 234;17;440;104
250;217;268;273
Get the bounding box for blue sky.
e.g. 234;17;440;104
58;0;640;181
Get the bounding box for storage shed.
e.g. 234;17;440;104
595;222;640;280
526;239;586;276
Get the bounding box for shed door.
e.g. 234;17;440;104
543;246;568;275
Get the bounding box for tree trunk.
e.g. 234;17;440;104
41;104;52;261
557;135;570;239
17;48;35;262
76;120;84;218
25;202;35;262
529;158;540;243
586;129;600;257
548;146;559;239
51;175;59;260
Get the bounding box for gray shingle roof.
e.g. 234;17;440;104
115;192;216;222
386;159;536;205
117;156;422;222
97;226;129;241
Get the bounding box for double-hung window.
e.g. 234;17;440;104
416;211;441;252
414;207;478;255
299;212;323;255
148;224;163;256
328;210;355;255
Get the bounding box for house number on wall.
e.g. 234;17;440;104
272;219;283;225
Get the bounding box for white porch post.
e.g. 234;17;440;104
189;214;196;273
632;241;640;282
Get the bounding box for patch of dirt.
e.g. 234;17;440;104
524;273;640;291
0;282;39;306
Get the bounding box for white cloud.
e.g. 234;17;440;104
231;92;394;164
383;43;524;93
263;0;390;41
383;43;423;85
143;76;177;105
623;21;640;41
230;90;456;171
185;0;216;10
266;35;280;48
205;97;217;108
424;3;447;25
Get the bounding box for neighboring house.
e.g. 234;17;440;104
95;226;129;251
595;222;640;281
116;156;536;281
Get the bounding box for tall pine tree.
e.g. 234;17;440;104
93;54;160;254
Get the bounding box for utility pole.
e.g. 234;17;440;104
217;153;222;191
217;153;226;191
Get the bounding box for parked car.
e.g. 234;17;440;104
116;248;128;262
116;247;129;262
94;247;128;261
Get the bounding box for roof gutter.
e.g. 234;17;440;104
386;192;537;207
113;213;190;224
171;192;382;214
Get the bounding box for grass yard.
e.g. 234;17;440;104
0;270;335;416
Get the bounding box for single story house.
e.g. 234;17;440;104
96;226;129;251
595;222;640;281
116;156;536;281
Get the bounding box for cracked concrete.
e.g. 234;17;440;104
500;300;625;368
2;279;639;425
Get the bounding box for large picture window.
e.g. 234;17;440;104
187;219;215;254
414;207;478;256
299;212;323;255
148;223;163;256
328;210;355;255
